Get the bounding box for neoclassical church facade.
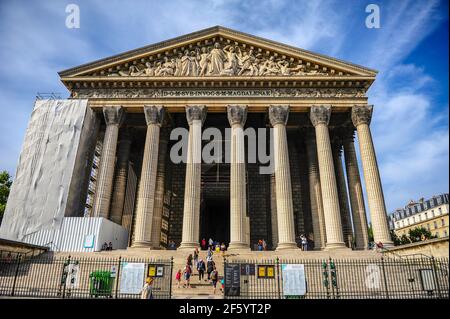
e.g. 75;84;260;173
1;27;393;251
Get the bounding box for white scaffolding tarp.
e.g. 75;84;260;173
0;99;92;242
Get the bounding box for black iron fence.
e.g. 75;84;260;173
0;252;173;299
223;257;449;299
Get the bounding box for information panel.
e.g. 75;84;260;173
224;263;241;296
119;262;146;294
281;264;307;297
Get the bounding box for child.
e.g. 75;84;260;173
175;269;182;288
220;278;225;293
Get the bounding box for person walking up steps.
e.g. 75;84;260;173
197;258;206;281
206;256;215;281
193;247;199;269
175;269;182;288
210;266;219;294
183;263;192;288
208;238;214;250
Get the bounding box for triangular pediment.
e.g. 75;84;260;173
59;26;376;80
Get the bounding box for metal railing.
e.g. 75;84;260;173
223;257;449;299
0;253;173;299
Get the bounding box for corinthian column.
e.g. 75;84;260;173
150;128;170;249
305;130;327;250
331;134;353;248
93;106;125;219
352;105;393;247
269;105;298;250
179;105;207;250
310;105;345;249
227;105;250;250
132;105;165;248
109;129;132;225
343;129;369;250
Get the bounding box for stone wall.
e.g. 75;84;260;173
388;237;449;258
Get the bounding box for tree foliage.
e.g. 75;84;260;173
408;226;434;243
0;171;12;223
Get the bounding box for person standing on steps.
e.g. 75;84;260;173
201;238;207;250
193;247;199;269
302;235;309;251
210;266;219;294
207;246;213;259
187;254;193;270
183;263;192;288
220;242;226;257
208;238;214;250
206;255;215;281
197;258;206;281
175;269;182;288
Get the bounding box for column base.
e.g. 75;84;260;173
276;242;299;250
228;242;251;251
178;242;199;250
324;242;348;251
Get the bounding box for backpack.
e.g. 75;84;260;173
210;270;218;280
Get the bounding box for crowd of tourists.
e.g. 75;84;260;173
175;245;224;294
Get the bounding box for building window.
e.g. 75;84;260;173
426;223;430;231
431;210;434;217
442;219;445;226
438;207;442;214
435;232;439;238
444;230;448;237
425;212;428;219
434;221;438;229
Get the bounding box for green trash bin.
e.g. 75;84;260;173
89;271;114;298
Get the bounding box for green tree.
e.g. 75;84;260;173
0;171;13;225
408;226;434;243
390;230;401;246
400;234;411;245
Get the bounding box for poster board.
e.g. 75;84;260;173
281;264;306;297
224;263;241;296
119;262;145;294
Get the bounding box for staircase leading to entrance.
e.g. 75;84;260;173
56;248;383;299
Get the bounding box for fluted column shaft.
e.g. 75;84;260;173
269;105;298;250
352;105;393;247
343;132;369;250
179;105;207;249
132;106;165;248
305;132;327;250
310;106;345;249
93;106;125;219
150;128;169;249
228;105;249;250
270;174;279;248
109;130;132;224
332;138;353;248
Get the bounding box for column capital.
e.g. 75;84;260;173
269;105;290;126
144;105;165;126
227;105;248;126
103;106;125;126
310;105;331;127
186;105;207;125
351;105;373;127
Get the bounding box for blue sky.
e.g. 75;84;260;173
0;0;448;213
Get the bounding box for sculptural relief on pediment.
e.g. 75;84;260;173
96;41;335;78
